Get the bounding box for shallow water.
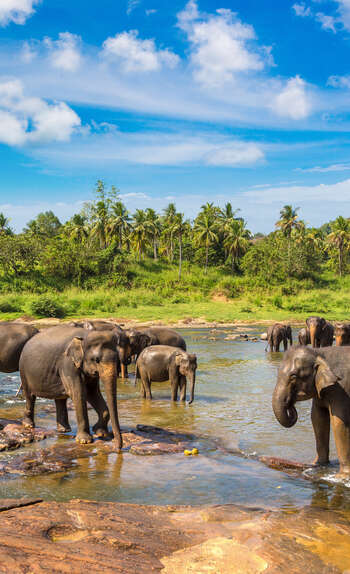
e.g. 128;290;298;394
0;326;349;512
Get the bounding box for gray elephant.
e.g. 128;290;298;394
298;327;311;346
69;319;131;378
136;345;197;403
266;323;292;352
335;322;350;346
139;327;186;350
19;326;122;448
122;326;186;378
0;322;38;373
306;316;334;348
272;345;350;477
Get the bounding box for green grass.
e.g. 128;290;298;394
0;262;350;323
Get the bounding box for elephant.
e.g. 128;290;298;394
335;322;350;346
306;316;334;348
272;345;350;477
266;323;292;352
298;327;311;346
0;322;38;373
139;327;186;351
136;345;197;403
122;327;187;378
69;320;131;379
19;326;122;448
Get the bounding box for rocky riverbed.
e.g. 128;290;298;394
0;497;349;573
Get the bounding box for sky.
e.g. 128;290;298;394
1;0;350;232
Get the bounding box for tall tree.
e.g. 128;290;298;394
108;201;131;248
131;209;151;261
25;211;61;238
276;205;301;238
224;219;251;272
145;208;161;260
66;214;89;244
193;204;219;273
163;203;177;261
327;216;350;277
172;213;190;280
90;180;110;249
0;213;12;236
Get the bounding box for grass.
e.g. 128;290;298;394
0;262;350;324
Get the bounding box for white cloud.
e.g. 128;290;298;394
328;74;350;88
127;0;140;15
336;0;350;31
0;78;81;146
21;41;37;63
315;12;337;32
0;0;38;26
292;3;312;17
273;76;311;120
44;32;82;72
145;9;157;16
295;163;350;173
205;142;264;166
102;30;179;72
177;1;267;86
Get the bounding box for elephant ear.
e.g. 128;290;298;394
140;333;151;349
65;337;84;369
175;352;184;366
314;356;338;398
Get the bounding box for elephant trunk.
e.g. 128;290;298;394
309;324;317;348
188;371;196;404
272;380;298;428
335;335;343;346
100;362;123;450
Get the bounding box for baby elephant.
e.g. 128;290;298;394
136;345;197;403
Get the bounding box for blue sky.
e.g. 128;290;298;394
1;0;350;231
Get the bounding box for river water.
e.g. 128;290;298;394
0;326;349;512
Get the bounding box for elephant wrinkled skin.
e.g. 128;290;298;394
272;345;350;476
0;322;38;373
19;326;122;449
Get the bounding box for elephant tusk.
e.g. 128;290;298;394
15;382;23;397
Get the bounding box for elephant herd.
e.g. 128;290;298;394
0;320;197;450
266;315;350;352
267;315;350;478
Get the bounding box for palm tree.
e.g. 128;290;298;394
276;205;301;238
172;213;190;280
193;205;219;273
220;202;240;259
224;219;251;272
0;213;12;236
163;203;177;261
90;180;110;249
131;209;152;261
66;214;89;244
108;201;131;248
327;216;350;277
145;208;161;260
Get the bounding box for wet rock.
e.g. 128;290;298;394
0;499;348;573
0;423;55;452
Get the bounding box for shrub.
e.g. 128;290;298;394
29;295;66;318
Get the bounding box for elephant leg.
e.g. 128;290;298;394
275;339;280;352
171;377;179;402
311;400;330;465
60;370;92;444
120;363;128;379
141;374;152;400
283;337;287;351
179;375;187;402
87;384;110;438
23;394;36;428
330;407;350;476
55;398;71;433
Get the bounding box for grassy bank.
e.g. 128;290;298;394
1;262;350;323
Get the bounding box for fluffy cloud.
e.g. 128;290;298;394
292;3;312;17
336;0;350;31
0;0;38;26
102;30;179;72
205;142;264;166
0;79;81;146
273;76;310;120
177;1;266;86
44;32;82;72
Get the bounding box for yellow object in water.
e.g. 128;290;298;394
192;448;199;455
184;450;192;456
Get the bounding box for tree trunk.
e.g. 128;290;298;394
178;235;182;280
154;239;158;260
205;242;209;274
339;245;343;277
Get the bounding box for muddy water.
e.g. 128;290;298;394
0;326;348;511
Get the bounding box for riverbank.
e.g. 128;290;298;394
0;497;349;573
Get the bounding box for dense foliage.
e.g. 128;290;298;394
0;180;349;320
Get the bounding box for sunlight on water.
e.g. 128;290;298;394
0;326;349;511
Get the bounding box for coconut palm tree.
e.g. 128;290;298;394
223;219;251;272
90;180;110;249
108;201;131;248
145;208;162;260
162;203;177;261
0;213;12;236
327;216;350;276
276;205;301;238
193;205;219;273
66;214;89;244
172;213;190;280
131;209;152;261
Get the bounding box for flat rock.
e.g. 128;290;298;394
0;423;55;452
0;500;348;573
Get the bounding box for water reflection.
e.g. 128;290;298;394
0;326;348;510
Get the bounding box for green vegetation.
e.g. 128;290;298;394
0;181;350;322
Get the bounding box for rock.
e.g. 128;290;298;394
0;499;348;573
0;423;55;452
260;332;268;341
